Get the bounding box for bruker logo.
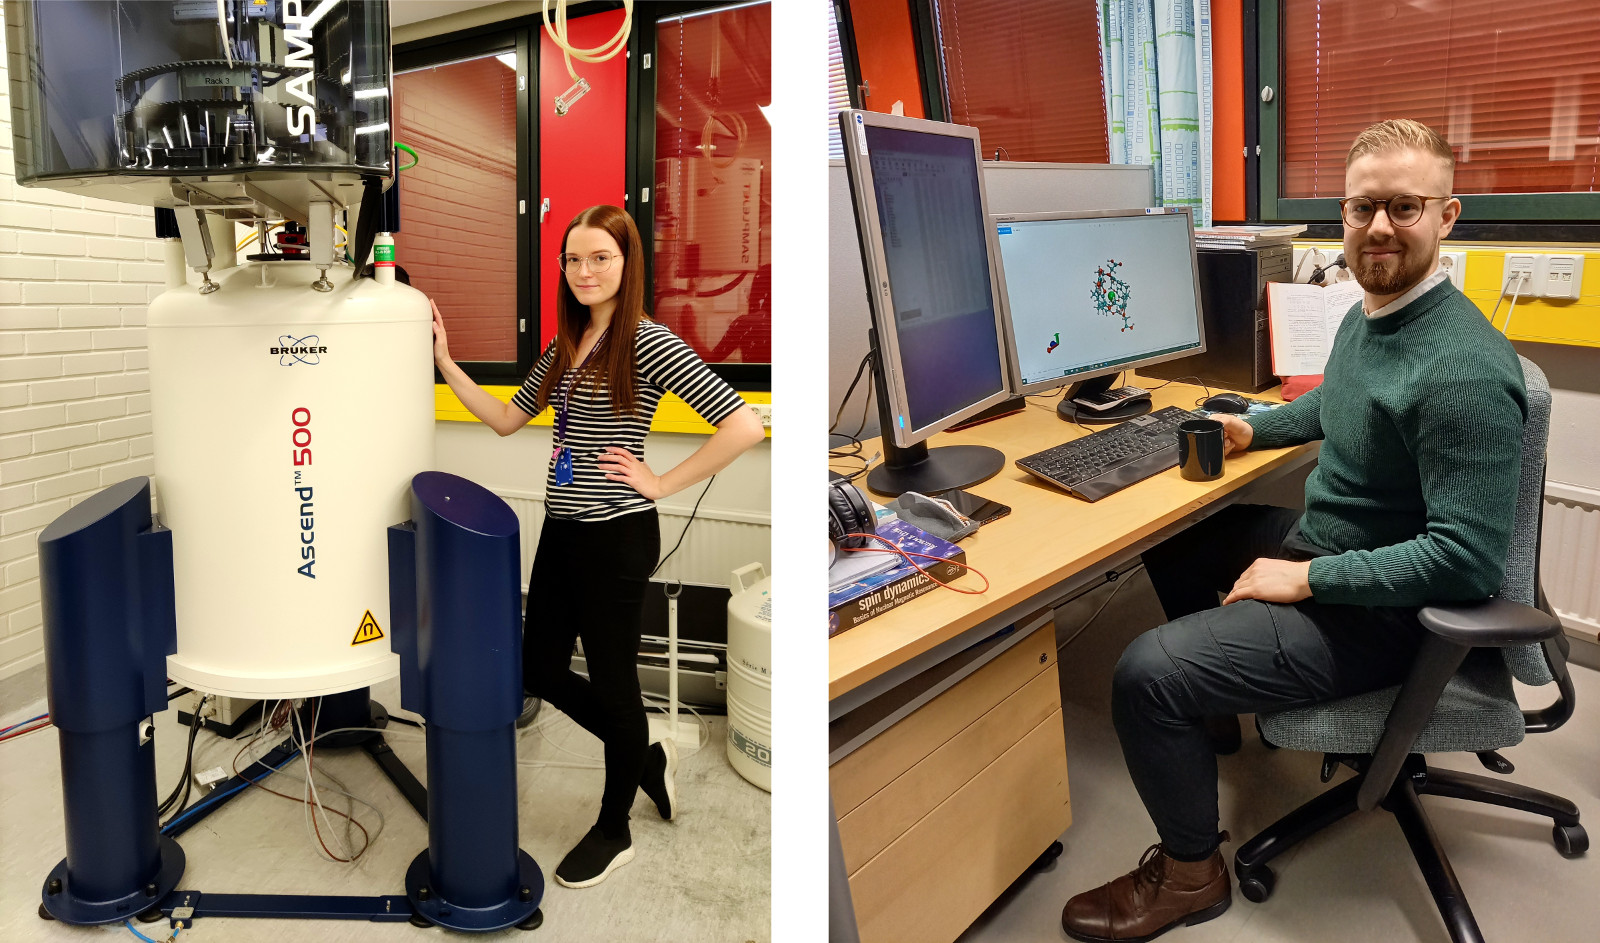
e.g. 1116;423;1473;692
272;335;326;365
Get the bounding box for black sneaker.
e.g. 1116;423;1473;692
640;739;678;820
554;827;634;888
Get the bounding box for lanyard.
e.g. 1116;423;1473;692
552;329;607;483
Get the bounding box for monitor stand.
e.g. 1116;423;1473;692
866;442;1004;498
863;341;1004;498
1056;374;1153;425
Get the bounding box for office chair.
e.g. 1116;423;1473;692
1237;357;1586;943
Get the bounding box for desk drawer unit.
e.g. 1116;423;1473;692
831;622;1070;943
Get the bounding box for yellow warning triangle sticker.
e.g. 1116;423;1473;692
351;609;384;646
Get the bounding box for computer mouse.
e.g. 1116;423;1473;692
1202;393;1251;414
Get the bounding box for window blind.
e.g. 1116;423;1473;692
932;0;1109;163
1281;0;1600;198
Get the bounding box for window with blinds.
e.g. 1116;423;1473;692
652;2;772;367
829;0;850;159
1281;0;1600;199
394;53;520;364
931;0;1108;163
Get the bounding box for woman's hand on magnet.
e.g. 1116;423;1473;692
430;299;452;366
598;447;665;500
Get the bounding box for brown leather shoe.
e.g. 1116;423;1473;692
1060;838;1231;942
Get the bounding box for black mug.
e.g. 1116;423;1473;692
1177;419;1226;481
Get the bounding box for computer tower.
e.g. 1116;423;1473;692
1143;244;1293;393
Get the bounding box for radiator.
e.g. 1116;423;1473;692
495;489;771;592
1542;481;1600;643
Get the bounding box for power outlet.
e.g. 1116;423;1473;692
1438;251;1467;291
1502;254;1538;296
1540;254;1584;300
750;403;771;428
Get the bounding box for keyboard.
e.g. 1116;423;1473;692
1015;406;1208;502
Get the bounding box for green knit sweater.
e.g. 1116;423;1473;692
1246;279;1527;607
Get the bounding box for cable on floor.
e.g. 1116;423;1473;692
125;918;179;942
0;713;49;740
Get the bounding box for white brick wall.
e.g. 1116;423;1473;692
0;9;165;681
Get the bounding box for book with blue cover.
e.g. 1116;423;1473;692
828;518;967;636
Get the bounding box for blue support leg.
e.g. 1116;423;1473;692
36;478;184;925
389;471;543;932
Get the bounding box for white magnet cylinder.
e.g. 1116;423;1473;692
149;261;434;698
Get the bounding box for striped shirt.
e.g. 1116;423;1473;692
511;319;748;521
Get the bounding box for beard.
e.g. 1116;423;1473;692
1349;238;1433;296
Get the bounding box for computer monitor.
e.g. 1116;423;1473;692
992;208;1207;423
838;109;1011;496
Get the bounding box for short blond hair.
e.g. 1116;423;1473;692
1347;119;1455;189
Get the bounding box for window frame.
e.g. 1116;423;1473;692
394;25;537;387
834;0;867;110
626;0;773;391
908;0;947;121
1257;0;1600;241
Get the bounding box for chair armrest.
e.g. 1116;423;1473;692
1356;598;1563;811
1418;597;1562;646
1356;632;1469;812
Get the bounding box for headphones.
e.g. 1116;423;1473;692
828;478;876;555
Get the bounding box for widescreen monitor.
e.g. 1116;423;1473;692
992;208;1206;418
838;109;1011;494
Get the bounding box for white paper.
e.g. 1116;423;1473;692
1321;281;1365;339
1267;280;1366;375
1267;283;1330;375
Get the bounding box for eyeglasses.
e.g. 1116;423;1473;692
1338;194;1450;229
558;252;617;274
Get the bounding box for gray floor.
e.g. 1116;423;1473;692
0;678;770;943
958;567;1600;943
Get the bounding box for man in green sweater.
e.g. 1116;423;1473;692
1060;119;1527;943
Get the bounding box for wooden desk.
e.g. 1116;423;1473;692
828;377;1317;943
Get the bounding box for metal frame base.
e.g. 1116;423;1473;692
405;849;544;933
1235;756;1586;943
158;888;414;923
40;836;185;925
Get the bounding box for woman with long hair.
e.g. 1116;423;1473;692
431;204;765;887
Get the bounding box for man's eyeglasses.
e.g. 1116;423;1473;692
1338;194;1450;229
558;252;617;274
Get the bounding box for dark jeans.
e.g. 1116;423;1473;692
1114;504;1424;858
523;509;660;835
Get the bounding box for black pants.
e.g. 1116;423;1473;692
1114;504;1425;858
523;509;660;835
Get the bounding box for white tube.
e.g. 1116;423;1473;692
163;238;187;290
668;593;680;741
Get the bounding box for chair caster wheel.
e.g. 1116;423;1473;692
1553;823;1588;858
516;908;544;931
1254;716;1279;750
1237;865;1275;903
38;903;55;921
1029;841;1064;872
